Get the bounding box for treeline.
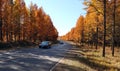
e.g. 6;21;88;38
61;0;120;46
0;0;58;42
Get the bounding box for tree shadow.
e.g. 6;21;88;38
65;47;120;71
0;57;56;71
0;44;74;71
52;63;86;71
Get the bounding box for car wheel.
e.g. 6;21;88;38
39;46;41;48
49;46;51;48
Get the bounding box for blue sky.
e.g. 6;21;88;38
24;0;86;36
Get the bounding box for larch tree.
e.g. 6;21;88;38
0;0;58;43
0;0;3;41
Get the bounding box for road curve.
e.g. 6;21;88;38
0;42;73;71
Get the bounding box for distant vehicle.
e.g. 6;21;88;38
39;41;51;48
59;41;64;44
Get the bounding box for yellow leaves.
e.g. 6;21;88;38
61;16;84;42
1;0;58;41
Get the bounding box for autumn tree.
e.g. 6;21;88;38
0;0;3;41
2;0;12;41
61;16;84;44
75;16;84;43
111;0;116;56
0;0;58;43
83;0;120;56
62;0;120;57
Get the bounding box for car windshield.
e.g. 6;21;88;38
41;41;49;45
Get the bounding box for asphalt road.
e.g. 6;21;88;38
0;42;73;71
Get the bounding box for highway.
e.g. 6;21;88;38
0;42;73;71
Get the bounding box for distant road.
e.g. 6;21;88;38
0;42;73;71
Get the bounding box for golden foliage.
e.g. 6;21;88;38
0;0;58;42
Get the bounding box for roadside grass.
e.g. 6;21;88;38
52;42;120;71
52;47;95;71
77;45;120;71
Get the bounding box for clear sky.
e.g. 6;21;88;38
24;0;86;36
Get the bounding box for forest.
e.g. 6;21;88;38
61;0;120;56
0;0;120;70
0;0;58;43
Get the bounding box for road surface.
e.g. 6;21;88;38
0;42;73;71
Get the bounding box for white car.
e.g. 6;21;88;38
39;41;51;48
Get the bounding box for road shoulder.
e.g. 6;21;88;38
52;45;95;71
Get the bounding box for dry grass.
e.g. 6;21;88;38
52;47;96;71
52;41;120;71
78;45;120;71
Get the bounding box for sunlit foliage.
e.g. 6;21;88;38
0;0;58;42
61;0;120;46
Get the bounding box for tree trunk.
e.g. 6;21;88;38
0;19;2;41
112;0;116;56
18;22;21;41
96;26;98;50
0;1;3;41
103;0;106;57
6;25;9;42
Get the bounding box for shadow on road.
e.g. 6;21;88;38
0;43;80;71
